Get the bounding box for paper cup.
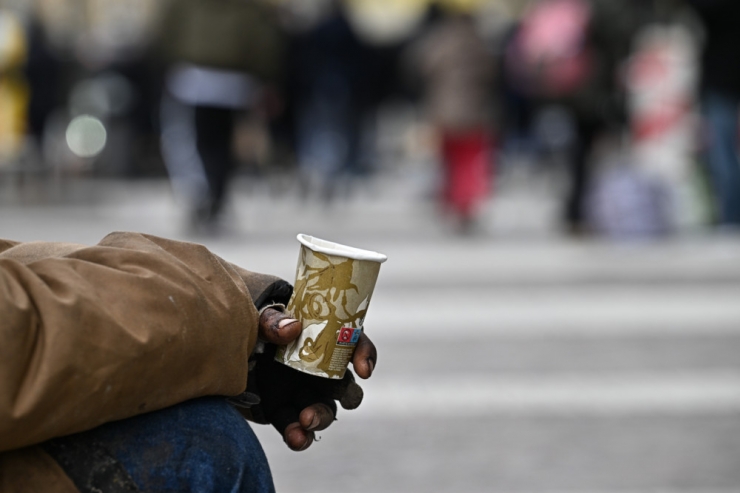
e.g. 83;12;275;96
275;234;387;379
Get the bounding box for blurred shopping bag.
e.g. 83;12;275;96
586;157;673;239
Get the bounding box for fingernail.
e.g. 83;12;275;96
278;318;299;330
367;359;375;375
299;435;313;451
307;414;321;431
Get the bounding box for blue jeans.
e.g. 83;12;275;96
703;90;740;225
43;397;275;493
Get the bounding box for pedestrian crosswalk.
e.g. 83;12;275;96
1;178;738;493
251;225;740;492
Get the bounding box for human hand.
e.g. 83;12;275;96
231;307;377;451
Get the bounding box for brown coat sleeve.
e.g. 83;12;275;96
0;232;264;452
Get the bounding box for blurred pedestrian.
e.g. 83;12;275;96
687;0;740;227
23;15;60;149
157;0;285;232
286;2;368;201
504;0;650;234
407;5;496;232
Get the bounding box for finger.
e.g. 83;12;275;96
291;378;337;424
351;333;377;379
259;308;302;345
338;373;363;410
283;422;315;452
299;403;335;432
270;406;310;451
314;371;364;410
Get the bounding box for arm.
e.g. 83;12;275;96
0;232;261;452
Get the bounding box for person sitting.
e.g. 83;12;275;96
0;232;377;492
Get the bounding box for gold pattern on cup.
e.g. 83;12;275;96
277;246;381;379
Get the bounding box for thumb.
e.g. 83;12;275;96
259;307;302;345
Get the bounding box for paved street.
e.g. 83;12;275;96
1;174;739;493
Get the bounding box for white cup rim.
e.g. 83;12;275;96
297;234;388;263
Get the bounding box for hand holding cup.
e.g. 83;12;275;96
275;234;387;380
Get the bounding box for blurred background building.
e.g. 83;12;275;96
1;0;739;492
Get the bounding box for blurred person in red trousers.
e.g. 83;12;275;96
407;5;497;233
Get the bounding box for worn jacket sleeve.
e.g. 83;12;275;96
0;232;266;452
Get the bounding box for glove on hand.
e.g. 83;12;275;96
231;343;364;431
229;305;375;451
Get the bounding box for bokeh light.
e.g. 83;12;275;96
65;115;107;158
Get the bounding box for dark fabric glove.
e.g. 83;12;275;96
230;344;364;434
228;279;365;441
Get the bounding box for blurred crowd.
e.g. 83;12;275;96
0;0;739;237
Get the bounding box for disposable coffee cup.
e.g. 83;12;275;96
275;234;387;379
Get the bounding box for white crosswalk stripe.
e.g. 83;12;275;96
360;372;740;417
367;286;740;338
